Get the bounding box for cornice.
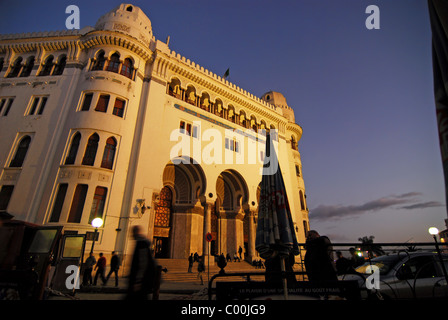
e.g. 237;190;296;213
153;50;290;129
0;29;153;61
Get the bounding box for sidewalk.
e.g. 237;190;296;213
48;275;210;300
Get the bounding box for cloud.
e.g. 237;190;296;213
399;201;444;210
309;192;442;221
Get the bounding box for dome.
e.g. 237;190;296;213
95;4;153;47
261;91;295;123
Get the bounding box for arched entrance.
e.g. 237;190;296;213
158;157;206;258
215;170;250;260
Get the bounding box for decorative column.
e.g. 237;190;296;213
202;200;213;265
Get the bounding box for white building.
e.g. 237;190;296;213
0;4;309;266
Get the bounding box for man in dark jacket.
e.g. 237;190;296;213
105;251;121;286
126;225;157;300
93;252;107;285
304;230;337;283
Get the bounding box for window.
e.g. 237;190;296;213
39;56;54;76
10;136;31;168
20;56;35;77
101;137;117;169
49;184;68;222
120;58;133;79
0;98;14;117
82;133;99;166
95;95;110;113
225;138;239;153
92;51;106;71
52;55;66;76
81;93;93;111
295;165;301;177
106;53;120;73
0;185;14;211
67;184;88;223
88;186;107;223
299;190;305;211
397;256;438;280
27;96;48;116
65;132;81;165
179;121;198;138
7;57;23;78
112;98;125;117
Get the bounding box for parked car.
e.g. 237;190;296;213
339;251;448;299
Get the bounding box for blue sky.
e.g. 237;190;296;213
1;0;446;243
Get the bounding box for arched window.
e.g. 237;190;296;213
101;137;117;169
7;57;23;78
89;186;108;223
39;56;54;76
92;51;106;71
65;132;81;165
67;184;88;223
299;190;305;211
52;55;66;75
20;56;35;77
82;133;99;166
291;136;297;150
106;52;120;73
120;58;134;79
10;136;31;167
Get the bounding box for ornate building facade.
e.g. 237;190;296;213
0;4;309;265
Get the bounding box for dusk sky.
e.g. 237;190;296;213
1;0;446;244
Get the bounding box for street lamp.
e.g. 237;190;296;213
90;217;103;254
428;227;448;284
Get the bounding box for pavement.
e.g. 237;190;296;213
46;258;268;301
47;276;211;300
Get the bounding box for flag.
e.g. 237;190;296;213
223;68;230;80
428;0;448;225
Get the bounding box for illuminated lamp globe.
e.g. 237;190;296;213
91;217;104;228
428;227;439;236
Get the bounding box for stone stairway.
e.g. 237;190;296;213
157;258;266;283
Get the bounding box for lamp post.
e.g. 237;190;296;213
428;227;448;284
90;217;103;254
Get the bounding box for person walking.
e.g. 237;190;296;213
82;252;96;286
126;225;157;300
197;256;205;285
188;253;194;273
105;251;121;286
93;252;107;285
304;230;337;283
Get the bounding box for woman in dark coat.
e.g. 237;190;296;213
304;230;338;283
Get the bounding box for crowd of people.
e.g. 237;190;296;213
79;227;367;300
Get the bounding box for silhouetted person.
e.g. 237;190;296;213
304;230;337;283
335;251;351;275
188;253;194;273
105;251;121;286
82;252;96;286
126;225;157;300
94;252;107;285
